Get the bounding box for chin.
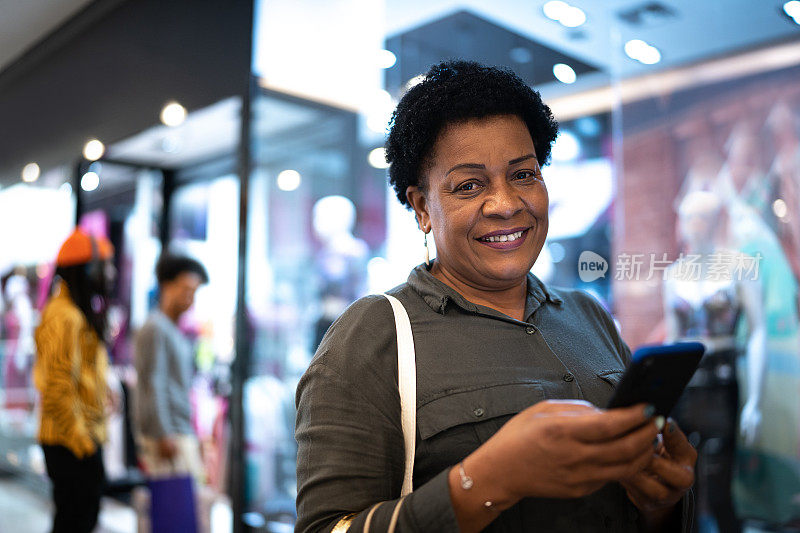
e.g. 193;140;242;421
482;260;535;283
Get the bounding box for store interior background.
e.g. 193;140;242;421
1;0;799;531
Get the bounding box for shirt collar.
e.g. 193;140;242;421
406;263;563;319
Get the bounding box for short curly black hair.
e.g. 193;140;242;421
385;60;559;207
156;253;209;286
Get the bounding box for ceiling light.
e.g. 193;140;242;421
80;171;100;192
160;101;187;127
542;1;586;28
378;49;397;69
552;130;581;161
277;170;301;191
368;147;390;169
560;6;586;27
624;39;661;65
82;139;105;161
543;1;569;21
21;163;40;183
785;1;800;22
553;63;577;84
773;198;788;219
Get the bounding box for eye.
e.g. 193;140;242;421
513;170;540;181
456;181;481;192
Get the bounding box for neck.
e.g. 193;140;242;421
430;262;528;321
159;302;180;323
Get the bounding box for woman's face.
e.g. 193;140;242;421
406;114;549;289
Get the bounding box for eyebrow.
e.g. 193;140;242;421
445;153;538;176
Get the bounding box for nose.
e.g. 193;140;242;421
482;181;524;219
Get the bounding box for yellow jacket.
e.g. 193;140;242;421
33;282;108;458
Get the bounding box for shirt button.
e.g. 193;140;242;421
562;373;575;382
525;326;536;335
473;407;485;418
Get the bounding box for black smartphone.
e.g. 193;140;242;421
606;342;705;416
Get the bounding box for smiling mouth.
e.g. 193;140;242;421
478;230;525;243
476;228;530;244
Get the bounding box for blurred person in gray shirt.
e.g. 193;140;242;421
134;253;208;482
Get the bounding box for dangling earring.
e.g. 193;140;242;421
424;231;431;267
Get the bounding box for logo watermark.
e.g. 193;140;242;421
578;251;763;282
578;251;609;282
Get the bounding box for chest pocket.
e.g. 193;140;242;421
595;369;625;407
418;381;545;445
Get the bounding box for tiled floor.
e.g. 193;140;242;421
0;477;137;533
0;477;236;533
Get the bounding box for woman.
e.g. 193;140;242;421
34;229;115;533
296;61;696;532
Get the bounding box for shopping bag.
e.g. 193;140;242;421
148;474;198;533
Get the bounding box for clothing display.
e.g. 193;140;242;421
665;261;747;532
295;264;686;532
672;349;740;533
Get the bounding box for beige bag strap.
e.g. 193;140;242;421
363;496;407;533
383;294;416;498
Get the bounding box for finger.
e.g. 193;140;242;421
589;419;660;465
573;403;658;443
588;444;656;483
646;455;694;490
662;418;698;466
621;471;675;506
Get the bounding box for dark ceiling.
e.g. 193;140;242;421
384;9;599;95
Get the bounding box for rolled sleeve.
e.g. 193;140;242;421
295;361;459;533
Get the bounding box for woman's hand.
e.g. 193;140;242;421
461;401;661;505
449;400;662;533
621;418;697;530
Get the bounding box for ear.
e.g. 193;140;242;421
405;186;431;233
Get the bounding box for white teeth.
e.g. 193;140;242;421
483;230;524;243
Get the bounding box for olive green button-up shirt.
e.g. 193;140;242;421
296;264;677;532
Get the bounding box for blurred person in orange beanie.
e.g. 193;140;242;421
33;228;116;533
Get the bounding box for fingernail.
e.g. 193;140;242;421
643;404;656;418
654;416;666;431
668;421;676;433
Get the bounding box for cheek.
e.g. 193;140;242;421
431;200;479;245
526;185;549;220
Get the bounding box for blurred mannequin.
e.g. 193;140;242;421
674;130;724;210
3;270;35;409
664;191;767;533
766;102;800;314
311;195;368;347
718;122;799;340
717;122;773;225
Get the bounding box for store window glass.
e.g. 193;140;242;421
168;173;240;494
247;1;800;531
612;52;800;528
246;1;614;527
